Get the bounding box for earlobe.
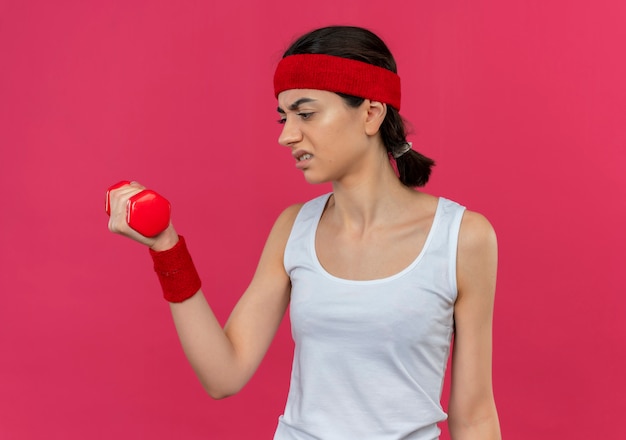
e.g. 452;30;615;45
364;101;387;136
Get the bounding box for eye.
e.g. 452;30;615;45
277;117;286;125
298;112;314;120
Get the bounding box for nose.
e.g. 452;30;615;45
278;117;302;147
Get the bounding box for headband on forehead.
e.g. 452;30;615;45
274;54;402;110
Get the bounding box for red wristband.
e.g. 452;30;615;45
149;235;201;303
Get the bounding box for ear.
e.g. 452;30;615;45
364;100;387;136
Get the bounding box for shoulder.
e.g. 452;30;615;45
273;193;330;231
275;203;303;229
458;209;497;256
456;209;498;297
269;203;304;240
267;193;329;245
252;203;304;275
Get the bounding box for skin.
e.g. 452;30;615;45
108;89;501;439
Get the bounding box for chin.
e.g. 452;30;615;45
302;171;331;185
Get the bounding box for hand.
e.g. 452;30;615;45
106;181;179;250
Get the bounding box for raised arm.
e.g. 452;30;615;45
108;182;300;399
168;204;299;398
448;210;501;439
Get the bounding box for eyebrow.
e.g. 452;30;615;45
277;97;318;113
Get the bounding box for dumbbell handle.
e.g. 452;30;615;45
106;181;171;237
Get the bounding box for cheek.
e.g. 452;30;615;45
318;111;360;143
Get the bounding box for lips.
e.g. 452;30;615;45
293;149;313;169
293;149;313;162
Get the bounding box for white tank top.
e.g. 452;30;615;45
274;193;466;440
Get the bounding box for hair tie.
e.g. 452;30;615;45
392;142;412;159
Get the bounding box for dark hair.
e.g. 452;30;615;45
283;26;434;187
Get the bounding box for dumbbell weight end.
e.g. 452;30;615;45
106;181;171;237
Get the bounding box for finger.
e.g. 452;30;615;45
128;181;146;190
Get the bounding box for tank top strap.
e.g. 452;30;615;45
421;197;466;297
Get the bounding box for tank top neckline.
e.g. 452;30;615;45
309;193;444;285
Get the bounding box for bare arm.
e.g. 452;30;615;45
169;204;299;398
447;210;501;439
108;182;300;399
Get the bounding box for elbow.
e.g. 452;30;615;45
190;358;249;400
200;378;244;400
448;408;501;439
203;387;236;400
448;397;501;438
207;390;234;400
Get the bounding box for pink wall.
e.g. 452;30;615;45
1;1;624;438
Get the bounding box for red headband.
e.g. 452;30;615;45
274;54;402;110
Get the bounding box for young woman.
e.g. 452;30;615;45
108;26;501;440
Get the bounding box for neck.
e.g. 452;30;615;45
329;152;414;232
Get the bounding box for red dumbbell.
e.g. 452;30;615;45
105;181;171;237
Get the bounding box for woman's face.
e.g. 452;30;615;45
277;89;373;185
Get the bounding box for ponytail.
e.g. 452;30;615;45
395;149;435;187
381;106;435;187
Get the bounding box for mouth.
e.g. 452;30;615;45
293;150;313;162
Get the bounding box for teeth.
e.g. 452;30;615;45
298;154;312;161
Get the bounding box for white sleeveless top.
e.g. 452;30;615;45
274;193;466;440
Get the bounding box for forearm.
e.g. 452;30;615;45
151;229;249;397
169;291;243;399
107;185;290;400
